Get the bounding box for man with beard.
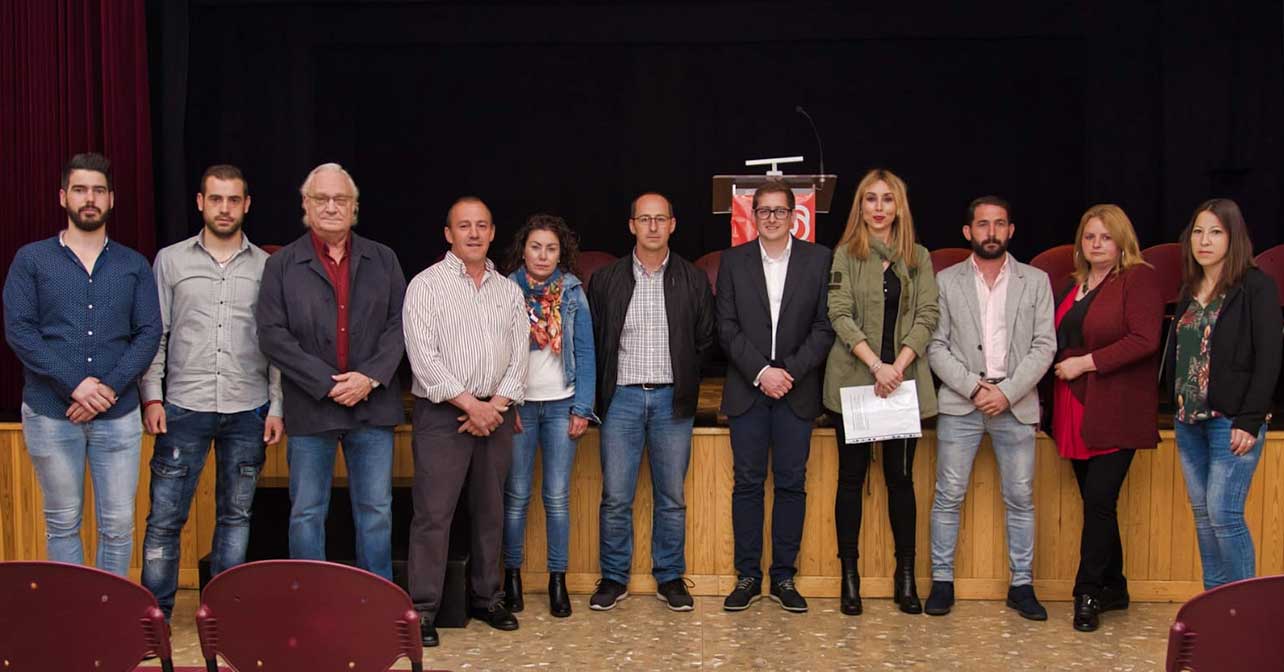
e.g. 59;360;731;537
3;152;161;576
924;196;1056;620
138;164;284;619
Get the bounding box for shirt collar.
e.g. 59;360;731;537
632;249;669;278
759;235;793;264
58;230;109;252
970;252;1011;279
194;230;252;258
310;230;351;262
444;250;496;279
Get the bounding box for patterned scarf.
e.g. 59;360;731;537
515;267;564;352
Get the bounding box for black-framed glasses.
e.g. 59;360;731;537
754;207;792;220
632;214;671;226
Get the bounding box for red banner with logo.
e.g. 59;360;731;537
730;189;816;246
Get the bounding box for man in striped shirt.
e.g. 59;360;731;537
403;196;528;647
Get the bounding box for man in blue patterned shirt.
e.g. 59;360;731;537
3;153;161;576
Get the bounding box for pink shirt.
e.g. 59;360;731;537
971;254;1010;379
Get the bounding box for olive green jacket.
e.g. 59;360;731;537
822;241;939;417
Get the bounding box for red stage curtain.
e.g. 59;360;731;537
0;0;155;414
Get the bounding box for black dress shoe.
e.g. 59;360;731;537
1005;584;1048;621
471;603;520;631
893;555;922;614
840;557;863;616
1073;594;1100;632
1098;584;1130;612
549;572;572;618
504;568;524;613
924;581;954;616
419;614;439;647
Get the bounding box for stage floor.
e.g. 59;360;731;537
140;589;1178;670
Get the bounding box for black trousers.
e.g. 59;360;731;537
829;411;917;559
728;396;813;582
1071;449;1135;597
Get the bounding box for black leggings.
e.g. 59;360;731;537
830;412;918;559
1071;449;1135;597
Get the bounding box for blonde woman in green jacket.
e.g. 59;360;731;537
824;168;939;616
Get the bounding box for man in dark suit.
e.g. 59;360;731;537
256;162;406;580
716;182;835;613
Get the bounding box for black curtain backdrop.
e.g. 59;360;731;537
146;0;1284;279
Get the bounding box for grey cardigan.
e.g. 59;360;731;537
927;255;1056;425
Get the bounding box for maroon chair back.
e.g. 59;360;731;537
0;561;173;671
196;560;423;672
574;250;618;289
1166;574;1284;671
695;250;722;294
1255;243;1284;306
930;247;972;274
1142;242;1186;305
260;244;283;255
1029;244;1076;292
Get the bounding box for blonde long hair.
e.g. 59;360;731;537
1071;203;1148;284
837;169;919;269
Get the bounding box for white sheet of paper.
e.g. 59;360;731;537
839;381;922;443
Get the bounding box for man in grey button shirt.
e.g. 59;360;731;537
139;164;283;620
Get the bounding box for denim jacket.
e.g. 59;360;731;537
512;270;600;423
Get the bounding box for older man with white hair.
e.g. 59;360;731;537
256;162;407;578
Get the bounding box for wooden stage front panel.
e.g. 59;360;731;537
1;424;1281;602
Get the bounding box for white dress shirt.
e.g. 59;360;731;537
971;253;1010;379
754;236;792;386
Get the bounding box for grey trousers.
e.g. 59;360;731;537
408;398;514;618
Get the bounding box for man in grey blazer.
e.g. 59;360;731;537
925;196;1055;620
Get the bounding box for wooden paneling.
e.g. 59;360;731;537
1;422;1281;602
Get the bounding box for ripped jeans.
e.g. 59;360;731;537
140;403;266;619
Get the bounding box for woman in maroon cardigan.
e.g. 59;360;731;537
1050;204;1163;633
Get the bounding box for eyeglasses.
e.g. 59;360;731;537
632;214;671;226
306;193;355;208
754;207;792;221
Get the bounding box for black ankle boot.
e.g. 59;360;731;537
549;572;571;618
504;568;524;613
840;557;862;615
893;555;922;614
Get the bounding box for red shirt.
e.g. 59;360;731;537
310;231;352;371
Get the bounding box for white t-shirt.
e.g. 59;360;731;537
526;346;575;402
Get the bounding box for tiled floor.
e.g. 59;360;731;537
146;590;1177;670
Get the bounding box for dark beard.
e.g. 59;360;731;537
67;205;109;232
205;218;243;239
971;237;1007;260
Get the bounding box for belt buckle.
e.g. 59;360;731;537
640;383;658;391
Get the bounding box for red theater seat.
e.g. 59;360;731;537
1142;242;1185;305
695;250;722;294
1256;243;1284;306
930;247;971;274
575;250;618;288
1166;575;1284;672
261;244;283;255
0;561;174;671
196;560;423;672
1030;244;1076;292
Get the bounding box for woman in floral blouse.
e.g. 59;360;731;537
1162;199;1281;590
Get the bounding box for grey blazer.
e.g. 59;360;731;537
927;255;1056;425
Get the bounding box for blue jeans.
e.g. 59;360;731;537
598;385;694;586
1175;416;1267;589
287;426;394;580
140;403;267;618
504;396;579;572
930;410;1037;585
20;403;142;576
